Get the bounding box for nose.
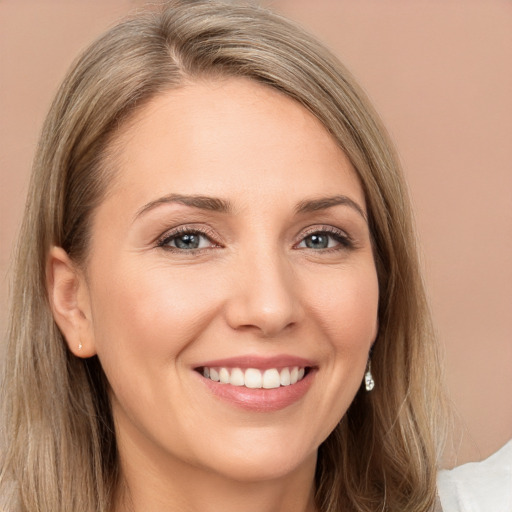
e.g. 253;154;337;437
224;249;303;338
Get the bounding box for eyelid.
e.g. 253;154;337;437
298;224;351;240
156;225;222;250
294;225;354;249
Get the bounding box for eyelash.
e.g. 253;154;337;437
156;226;220;252
156;225;354;253
297;226;354;252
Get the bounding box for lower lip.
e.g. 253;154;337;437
197;370;316;412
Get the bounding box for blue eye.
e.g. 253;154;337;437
159;230;215;250
303;233;330;249
297;230;351;250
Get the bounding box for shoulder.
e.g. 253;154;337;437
437;439;512;512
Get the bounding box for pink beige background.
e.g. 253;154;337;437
1;0;511;467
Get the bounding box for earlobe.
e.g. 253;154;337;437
47;246;96;358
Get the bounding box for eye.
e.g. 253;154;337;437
158;228;217;251
296;228;352;250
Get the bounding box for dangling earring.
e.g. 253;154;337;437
365;359;375;391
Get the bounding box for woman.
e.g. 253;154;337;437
0;1;446;511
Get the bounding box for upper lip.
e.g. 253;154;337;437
194;354;316;370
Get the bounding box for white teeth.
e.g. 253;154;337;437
209;368;220;382
280;367;291;386
244;368;263;389
202;365;308;388
262;369;280;389
219;367;230;384
230;368;245;386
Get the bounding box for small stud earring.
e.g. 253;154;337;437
365;360;375;392
78;342;83;351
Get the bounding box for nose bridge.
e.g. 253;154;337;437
225;240;301;337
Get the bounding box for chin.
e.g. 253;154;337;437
204;447;318;483
187;425;321;484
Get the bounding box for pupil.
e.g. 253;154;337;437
306;234;328;249
175;234;199;249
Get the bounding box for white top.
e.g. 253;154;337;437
437;439;512;512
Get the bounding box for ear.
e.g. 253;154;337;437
47;246;96;358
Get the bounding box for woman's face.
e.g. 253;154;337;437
78;78;379;483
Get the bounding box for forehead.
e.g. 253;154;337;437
105;77;365;211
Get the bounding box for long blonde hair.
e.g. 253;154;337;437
1;1;445;510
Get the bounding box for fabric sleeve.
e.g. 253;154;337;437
437;439;512;512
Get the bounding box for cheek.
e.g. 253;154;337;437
85;260;227;443
87;259;223;374
311;263;379;350
291;262;379;445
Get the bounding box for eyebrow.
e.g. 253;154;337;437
134;193;366;222
295;195;367;222
135;194;233;220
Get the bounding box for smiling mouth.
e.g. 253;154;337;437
196;366;311;389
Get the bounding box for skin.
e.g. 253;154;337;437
49;78;379;512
